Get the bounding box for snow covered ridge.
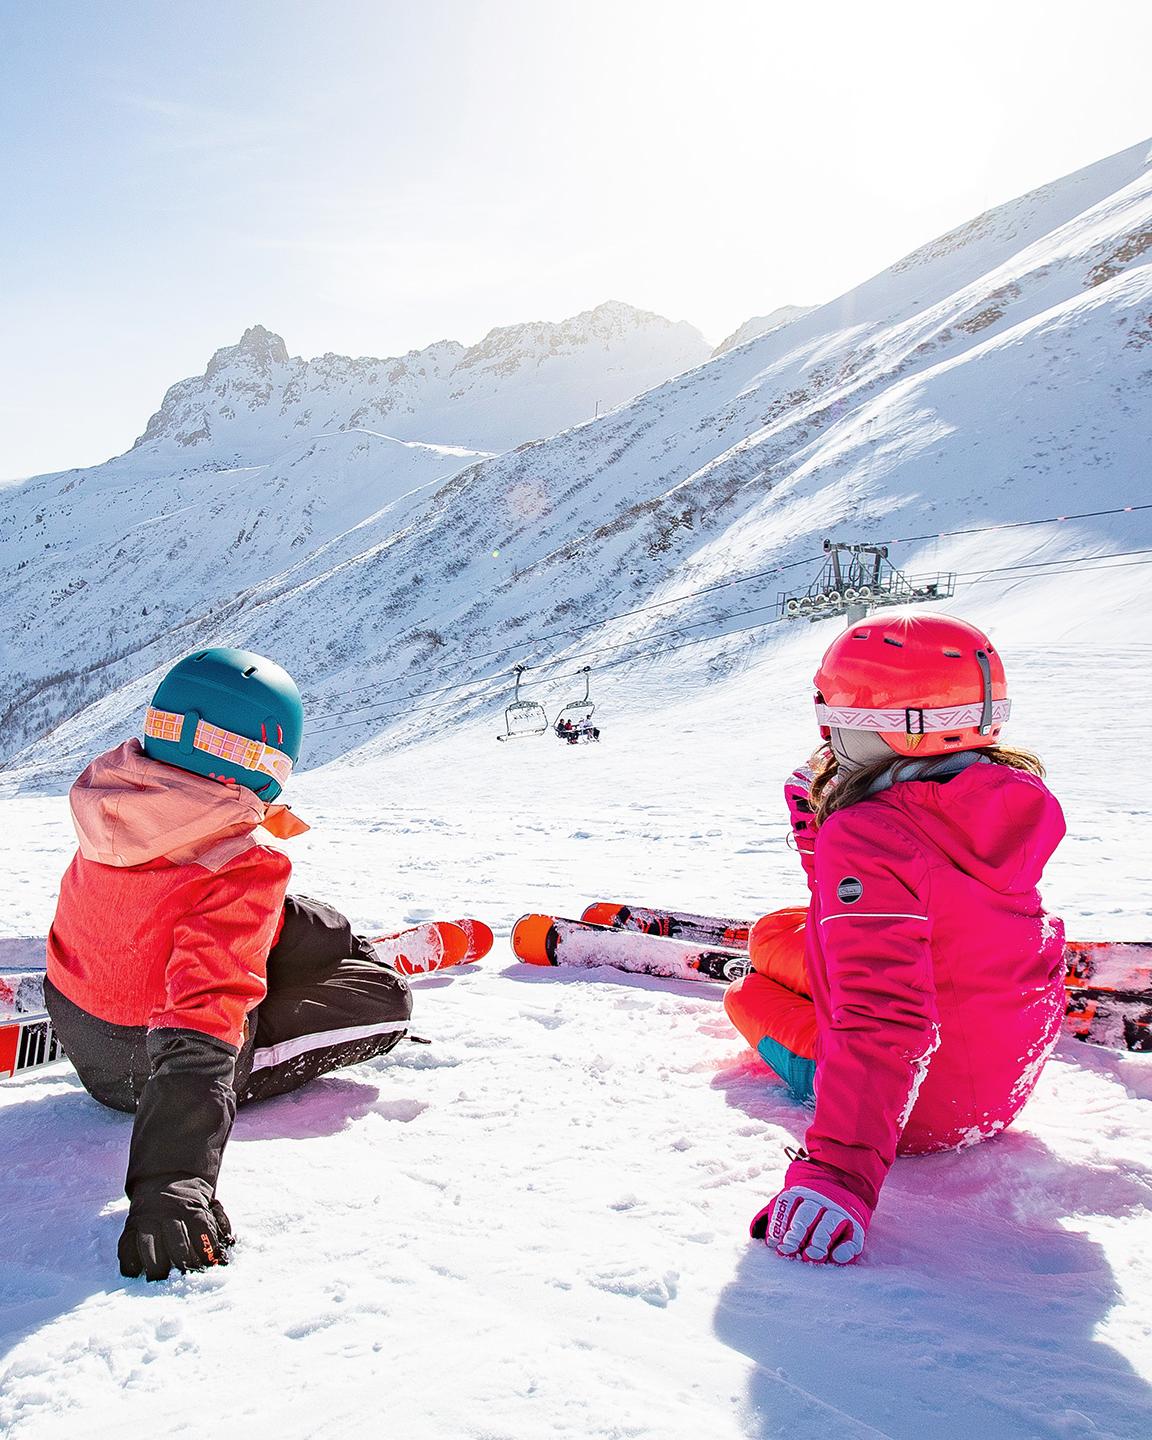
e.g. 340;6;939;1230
711;306;816;357
2;137;1152;785
132;300;712;460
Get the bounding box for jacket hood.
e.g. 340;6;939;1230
873;762;1065;893
70;739;306;869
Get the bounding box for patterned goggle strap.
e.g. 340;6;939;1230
144;707;294;787
815;698;1012;735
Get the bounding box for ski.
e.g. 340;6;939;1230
453;918;495;963
0;1011;66;1079
0;917;494;1024
528;909;1151;1053
1062;940;1152;999
368;917;494;975
581;902;750;949
512;913;752;983
1064;992;1152;1052
583;901;1152;999
0;916;495;1083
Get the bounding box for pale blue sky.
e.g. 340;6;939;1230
2;0;1149;477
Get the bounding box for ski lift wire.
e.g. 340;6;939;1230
329;502;1150;707
952;546;1152;576
307;600;784;729
962;555;1152;584
878;502;1152;547
331;551;825;702
306;550;1152;736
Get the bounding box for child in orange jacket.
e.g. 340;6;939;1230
47;648;412;1281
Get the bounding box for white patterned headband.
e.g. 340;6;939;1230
144;706;294;786
815;698;1011;735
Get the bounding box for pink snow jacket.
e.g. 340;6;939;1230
784;756;1066;1218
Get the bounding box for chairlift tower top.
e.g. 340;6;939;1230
779;540;956;626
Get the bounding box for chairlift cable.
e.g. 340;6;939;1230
333;552;824;702
306;551;1152;737
330;503;1150;706
307;601;784;731
878;502;1152;547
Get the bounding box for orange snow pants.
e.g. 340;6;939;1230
722;907;818;1102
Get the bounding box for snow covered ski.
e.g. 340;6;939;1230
1062;939;1152;999
512;913;752;983
1064;992;1151;1052
581;902;751;948
535;905;1152;1052
370;918;494;974
584;901;1152;1000
1;918;492;1016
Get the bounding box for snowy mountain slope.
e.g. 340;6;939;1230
2;138;1151;788
133;301;710;461
0;428;493;759
0;303;708;764
1;632;1150;1440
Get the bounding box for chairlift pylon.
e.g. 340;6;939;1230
496;664;550;742
778;542;956;626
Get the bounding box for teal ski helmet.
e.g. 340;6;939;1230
142;648;304;801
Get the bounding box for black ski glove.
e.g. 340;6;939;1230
118;1182;235;1280
120;1028;239;1282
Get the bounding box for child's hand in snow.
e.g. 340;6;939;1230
750;1182;868;1265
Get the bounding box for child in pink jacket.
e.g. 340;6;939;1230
724;613;1066;1265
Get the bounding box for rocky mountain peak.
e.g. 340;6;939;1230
205;324;290;379
711;306;816;357
129;302;710;457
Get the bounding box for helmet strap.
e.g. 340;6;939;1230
178;709;200;756
974;649;994;735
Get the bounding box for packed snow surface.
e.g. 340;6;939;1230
1;626;1150;1440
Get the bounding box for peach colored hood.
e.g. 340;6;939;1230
70;739;308;870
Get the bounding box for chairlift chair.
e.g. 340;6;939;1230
552;667;595;736
496;664;550;742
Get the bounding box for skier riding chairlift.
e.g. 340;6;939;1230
552;667;599;743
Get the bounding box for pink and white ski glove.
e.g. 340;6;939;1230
751;1179;870;1264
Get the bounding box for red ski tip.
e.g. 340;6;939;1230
581;903;626;928
453;918;495;961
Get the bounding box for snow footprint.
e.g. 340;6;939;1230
579;1261;680;1308
372;1098;429;1123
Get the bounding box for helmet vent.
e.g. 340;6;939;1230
943;648;962;658
242;666;257;677
882;636;904;648
851;630;870;639
192;651;209;662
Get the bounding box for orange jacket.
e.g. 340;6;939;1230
47;741;305;1048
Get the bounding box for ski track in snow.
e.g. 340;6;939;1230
1;655;1151;1440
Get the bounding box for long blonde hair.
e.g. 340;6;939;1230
809;744;1046;829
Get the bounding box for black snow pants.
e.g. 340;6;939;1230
45;894;413;1113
